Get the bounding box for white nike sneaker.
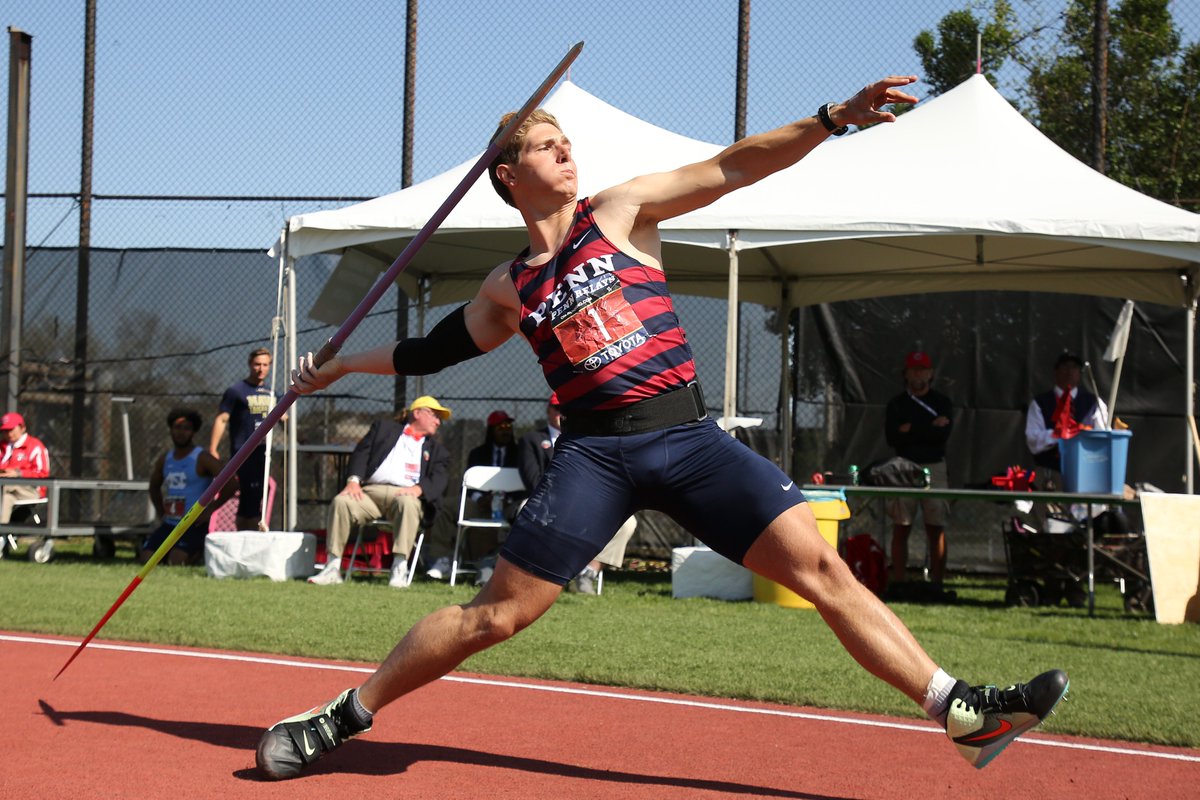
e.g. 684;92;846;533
256;688;371;780
388;557;409;588
307;559;343;585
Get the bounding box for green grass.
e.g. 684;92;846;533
2;537;1198;749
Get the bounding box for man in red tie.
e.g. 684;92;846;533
309;396;451;588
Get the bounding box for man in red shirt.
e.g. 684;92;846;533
0;412;51;523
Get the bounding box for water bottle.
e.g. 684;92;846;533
848;464;860;486
922;467;932;489
491;492;505;521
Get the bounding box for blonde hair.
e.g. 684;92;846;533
487;109;562;208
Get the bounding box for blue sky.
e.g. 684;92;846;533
4;1;1198;249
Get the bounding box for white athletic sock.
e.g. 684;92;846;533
922;668;957;727
348;688;375;728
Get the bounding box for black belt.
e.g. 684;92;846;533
562;382;707;436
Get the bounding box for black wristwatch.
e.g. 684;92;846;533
818;103;848;136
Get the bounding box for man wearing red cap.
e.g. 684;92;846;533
468;410;519;470
0;412;50;524
884;351;954;599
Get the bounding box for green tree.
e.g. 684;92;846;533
914;1;1018;96
1028;0;1200;210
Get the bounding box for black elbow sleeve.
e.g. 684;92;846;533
392;304;485;375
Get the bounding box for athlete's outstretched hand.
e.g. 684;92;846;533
291;352;343;395
833;75;919;128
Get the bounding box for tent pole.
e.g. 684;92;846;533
723;231;739;424
780;282;792;474
414;276;427;398
1188;298;1196;494
284;233;299;531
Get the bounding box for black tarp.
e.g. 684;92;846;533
794;291;1195;494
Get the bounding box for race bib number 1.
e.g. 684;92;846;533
553;286;648;372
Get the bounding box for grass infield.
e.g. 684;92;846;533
2;536;1197;749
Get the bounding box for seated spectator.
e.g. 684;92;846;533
1026;351;1109;488
310;396;451;588
429;409;523;582
469;410;518;469
0;412;50;523
141;408;237;566
466;408;521;518
516;394;637;594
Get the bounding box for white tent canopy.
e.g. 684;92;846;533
665;73;1200;310
277;74;1200;313
276;81;725;315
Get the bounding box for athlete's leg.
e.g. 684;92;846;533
357;556;562;711
742;503;937;704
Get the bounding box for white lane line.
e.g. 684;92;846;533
7;632;1198;764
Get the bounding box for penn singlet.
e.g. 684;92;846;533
509;198;697;411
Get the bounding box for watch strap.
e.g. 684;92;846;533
818;103;848;136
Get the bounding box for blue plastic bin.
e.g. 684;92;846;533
1057;429;1132;494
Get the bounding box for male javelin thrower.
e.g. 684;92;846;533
257;73;1068;780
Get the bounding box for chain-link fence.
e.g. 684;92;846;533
3;1;1198;567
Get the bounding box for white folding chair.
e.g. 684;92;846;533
451;466;525;586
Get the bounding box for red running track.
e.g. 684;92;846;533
4;632;1198;799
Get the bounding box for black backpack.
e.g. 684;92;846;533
863;457;929;488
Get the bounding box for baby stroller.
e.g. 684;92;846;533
1002;512;1154;614
1002;516;1088;608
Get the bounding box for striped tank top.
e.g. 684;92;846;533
509;198;697;411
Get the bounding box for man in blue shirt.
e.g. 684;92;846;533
209;348;275;530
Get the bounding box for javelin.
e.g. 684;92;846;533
54;41;584;681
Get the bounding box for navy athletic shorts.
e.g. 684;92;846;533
500;417;807;585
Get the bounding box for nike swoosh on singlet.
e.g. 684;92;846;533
571;233;589;249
